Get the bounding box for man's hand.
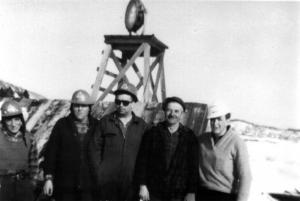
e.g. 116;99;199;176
139;185;150;201
184;193;195;201
43;180;53;196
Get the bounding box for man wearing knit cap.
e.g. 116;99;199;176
197;102;252;201
90;82;147;201
135;96;199;201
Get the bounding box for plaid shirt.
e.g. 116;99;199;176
27;133;39;180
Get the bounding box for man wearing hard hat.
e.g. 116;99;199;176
43;90;98;201
197;103;252;201
0;100;39;201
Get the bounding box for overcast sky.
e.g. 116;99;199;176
0;0;299;129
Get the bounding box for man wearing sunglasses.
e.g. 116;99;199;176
89;82;148;201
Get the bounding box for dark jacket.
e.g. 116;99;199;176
43;114;99;194
134;122;199;199
89;112;148;200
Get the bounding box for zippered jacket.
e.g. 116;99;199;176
89;112;147;200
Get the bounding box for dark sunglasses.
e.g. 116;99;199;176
115;99;132;106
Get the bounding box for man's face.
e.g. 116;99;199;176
165;102;184;126
72;104;90;121
115;94;133;116
210;115;228;137
4;116;22;134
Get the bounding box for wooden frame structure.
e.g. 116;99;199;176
91;35;168;103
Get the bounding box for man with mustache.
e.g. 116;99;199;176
135;97;199;201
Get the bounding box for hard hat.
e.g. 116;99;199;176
207;102;230;119
114;82;138;102
71;90;94;105
1;100;22;117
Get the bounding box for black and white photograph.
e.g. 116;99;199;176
0;1;299;201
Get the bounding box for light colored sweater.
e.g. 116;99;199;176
198;128;251;201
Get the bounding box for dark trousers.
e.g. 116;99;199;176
150;195;182;201
196;187;237;201
54;190;97;201
0;176;35;201
149;193;184;201
97;183;136;201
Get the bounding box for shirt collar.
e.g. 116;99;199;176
160;121;185;135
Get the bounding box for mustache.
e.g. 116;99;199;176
167;115;177;119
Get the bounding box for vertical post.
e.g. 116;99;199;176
90;45;112;101
143;43;151;103
152;54;163;102
159;52;166;100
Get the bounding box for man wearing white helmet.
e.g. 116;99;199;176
197;103;251;201
43;90;98;201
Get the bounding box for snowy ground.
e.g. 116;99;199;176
244;138;300;201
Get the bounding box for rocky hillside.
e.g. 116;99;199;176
0;79;45;100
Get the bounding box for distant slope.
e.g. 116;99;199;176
231;119;300;142
0;79;45;100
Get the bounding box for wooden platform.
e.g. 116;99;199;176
104;35;168;58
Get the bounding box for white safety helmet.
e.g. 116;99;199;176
207;102;230;119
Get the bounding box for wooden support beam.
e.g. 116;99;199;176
149;55;161;91
104;70;117;78
99;87;114;94
149;73;155;92
149;55;161;96
97;43;146;102
143;43;151;103
152;59;163;102
132;63;143;80
110;51;130;84
150;56;160;72
159;52;166;100
136;79;143;90
91;45;112;101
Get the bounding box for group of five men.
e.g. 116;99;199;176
41;82;251;201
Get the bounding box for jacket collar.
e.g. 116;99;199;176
66;113;96;133
108;111;140;124
158;121;186;136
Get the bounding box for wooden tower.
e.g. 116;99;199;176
91;35;168;104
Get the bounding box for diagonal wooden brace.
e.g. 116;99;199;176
96;43;147;102
91;45;112;101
